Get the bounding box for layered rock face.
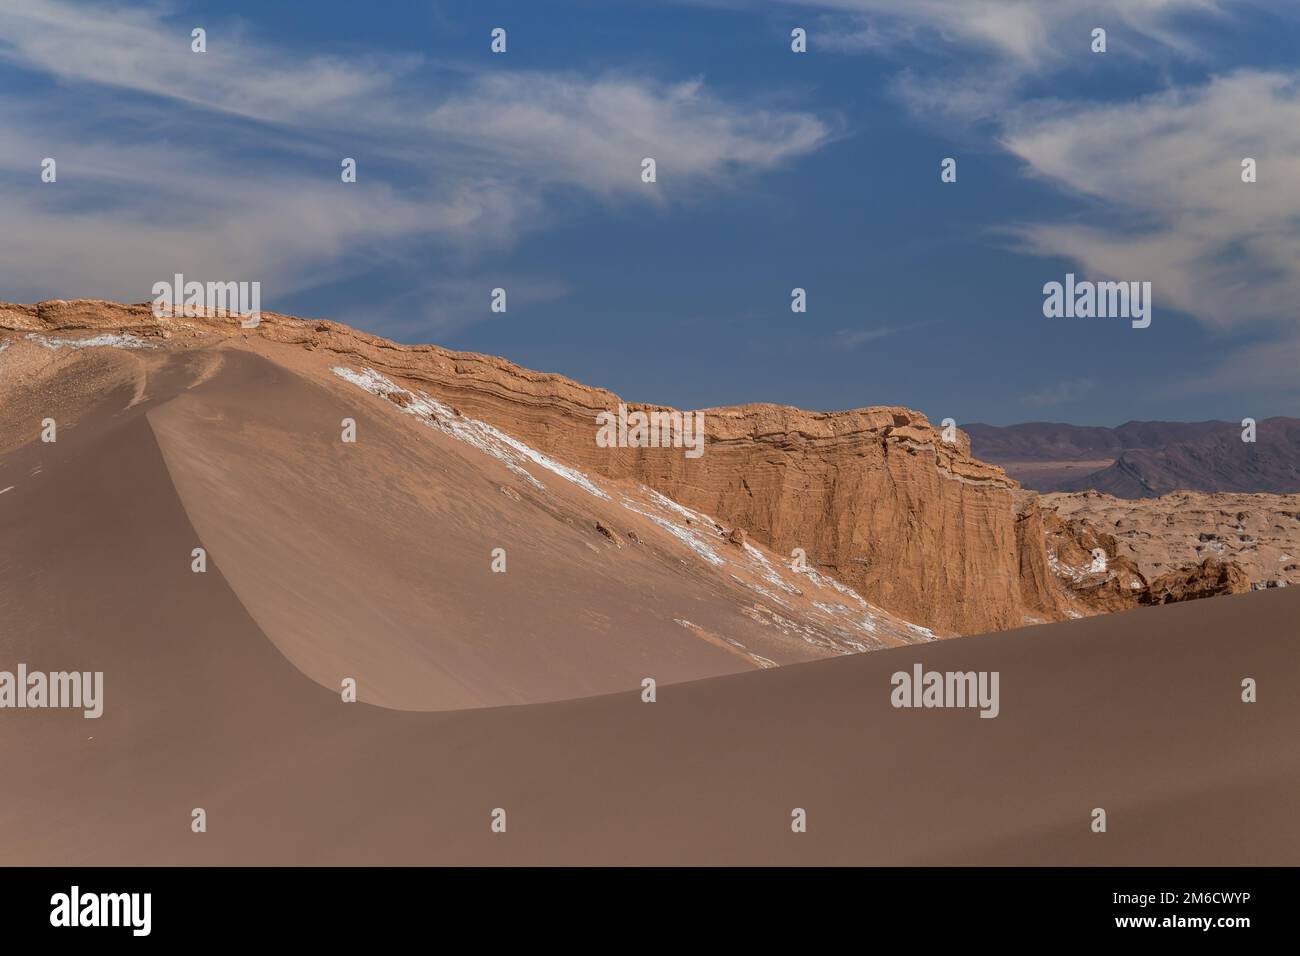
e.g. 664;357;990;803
258;309;1066;636
584;405;1060;636
1;299;1254;636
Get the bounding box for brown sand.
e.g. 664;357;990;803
1;342;1296;864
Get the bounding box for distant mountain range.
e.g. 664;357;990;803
966;419;1300;497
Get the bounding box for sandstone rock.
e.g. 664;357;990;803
595;521;620;547
1044;490;1300;592
1144;558;1252;604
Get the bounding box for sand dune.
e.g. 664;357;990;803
1;336;1296;864
1;333;924;701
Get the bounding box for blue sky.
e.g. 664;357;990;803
3;0;1300;425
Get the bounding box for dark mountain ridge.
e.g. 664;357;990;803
967;418;1300;496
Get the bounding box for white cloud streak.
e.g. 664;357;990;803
0;0;831;316
782;0;1222;66
1020;377;1096;408
1001;71;1300;329
995;71;1300;393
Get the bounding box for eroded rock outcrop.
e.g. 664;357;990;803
1144;558;1252;605
1041;507;1259;612
1044;489;1300;592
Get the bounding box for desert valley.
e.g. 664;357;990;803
2;299;1297;865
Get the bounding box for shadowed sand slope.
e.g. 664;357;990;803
1;340;1296;865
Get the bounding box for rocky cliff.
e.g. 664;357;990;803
2;299;1251;636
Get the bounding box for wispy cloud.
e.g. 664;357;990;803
0;0;832;320
780;0;1229;127
833;321;933;349
999;70;1300;388
347;276;572;339
0;0;410;126
781;0;1223;67
782;0;1299;397
424;74;831;201
1021;377;1096;408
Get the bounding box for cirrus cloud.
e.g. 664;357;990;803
0;0;832;323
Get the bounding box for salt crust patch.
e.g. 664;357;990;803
742;542;801;594
621;496;725;566
332;366;607;499
26;333;153;350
